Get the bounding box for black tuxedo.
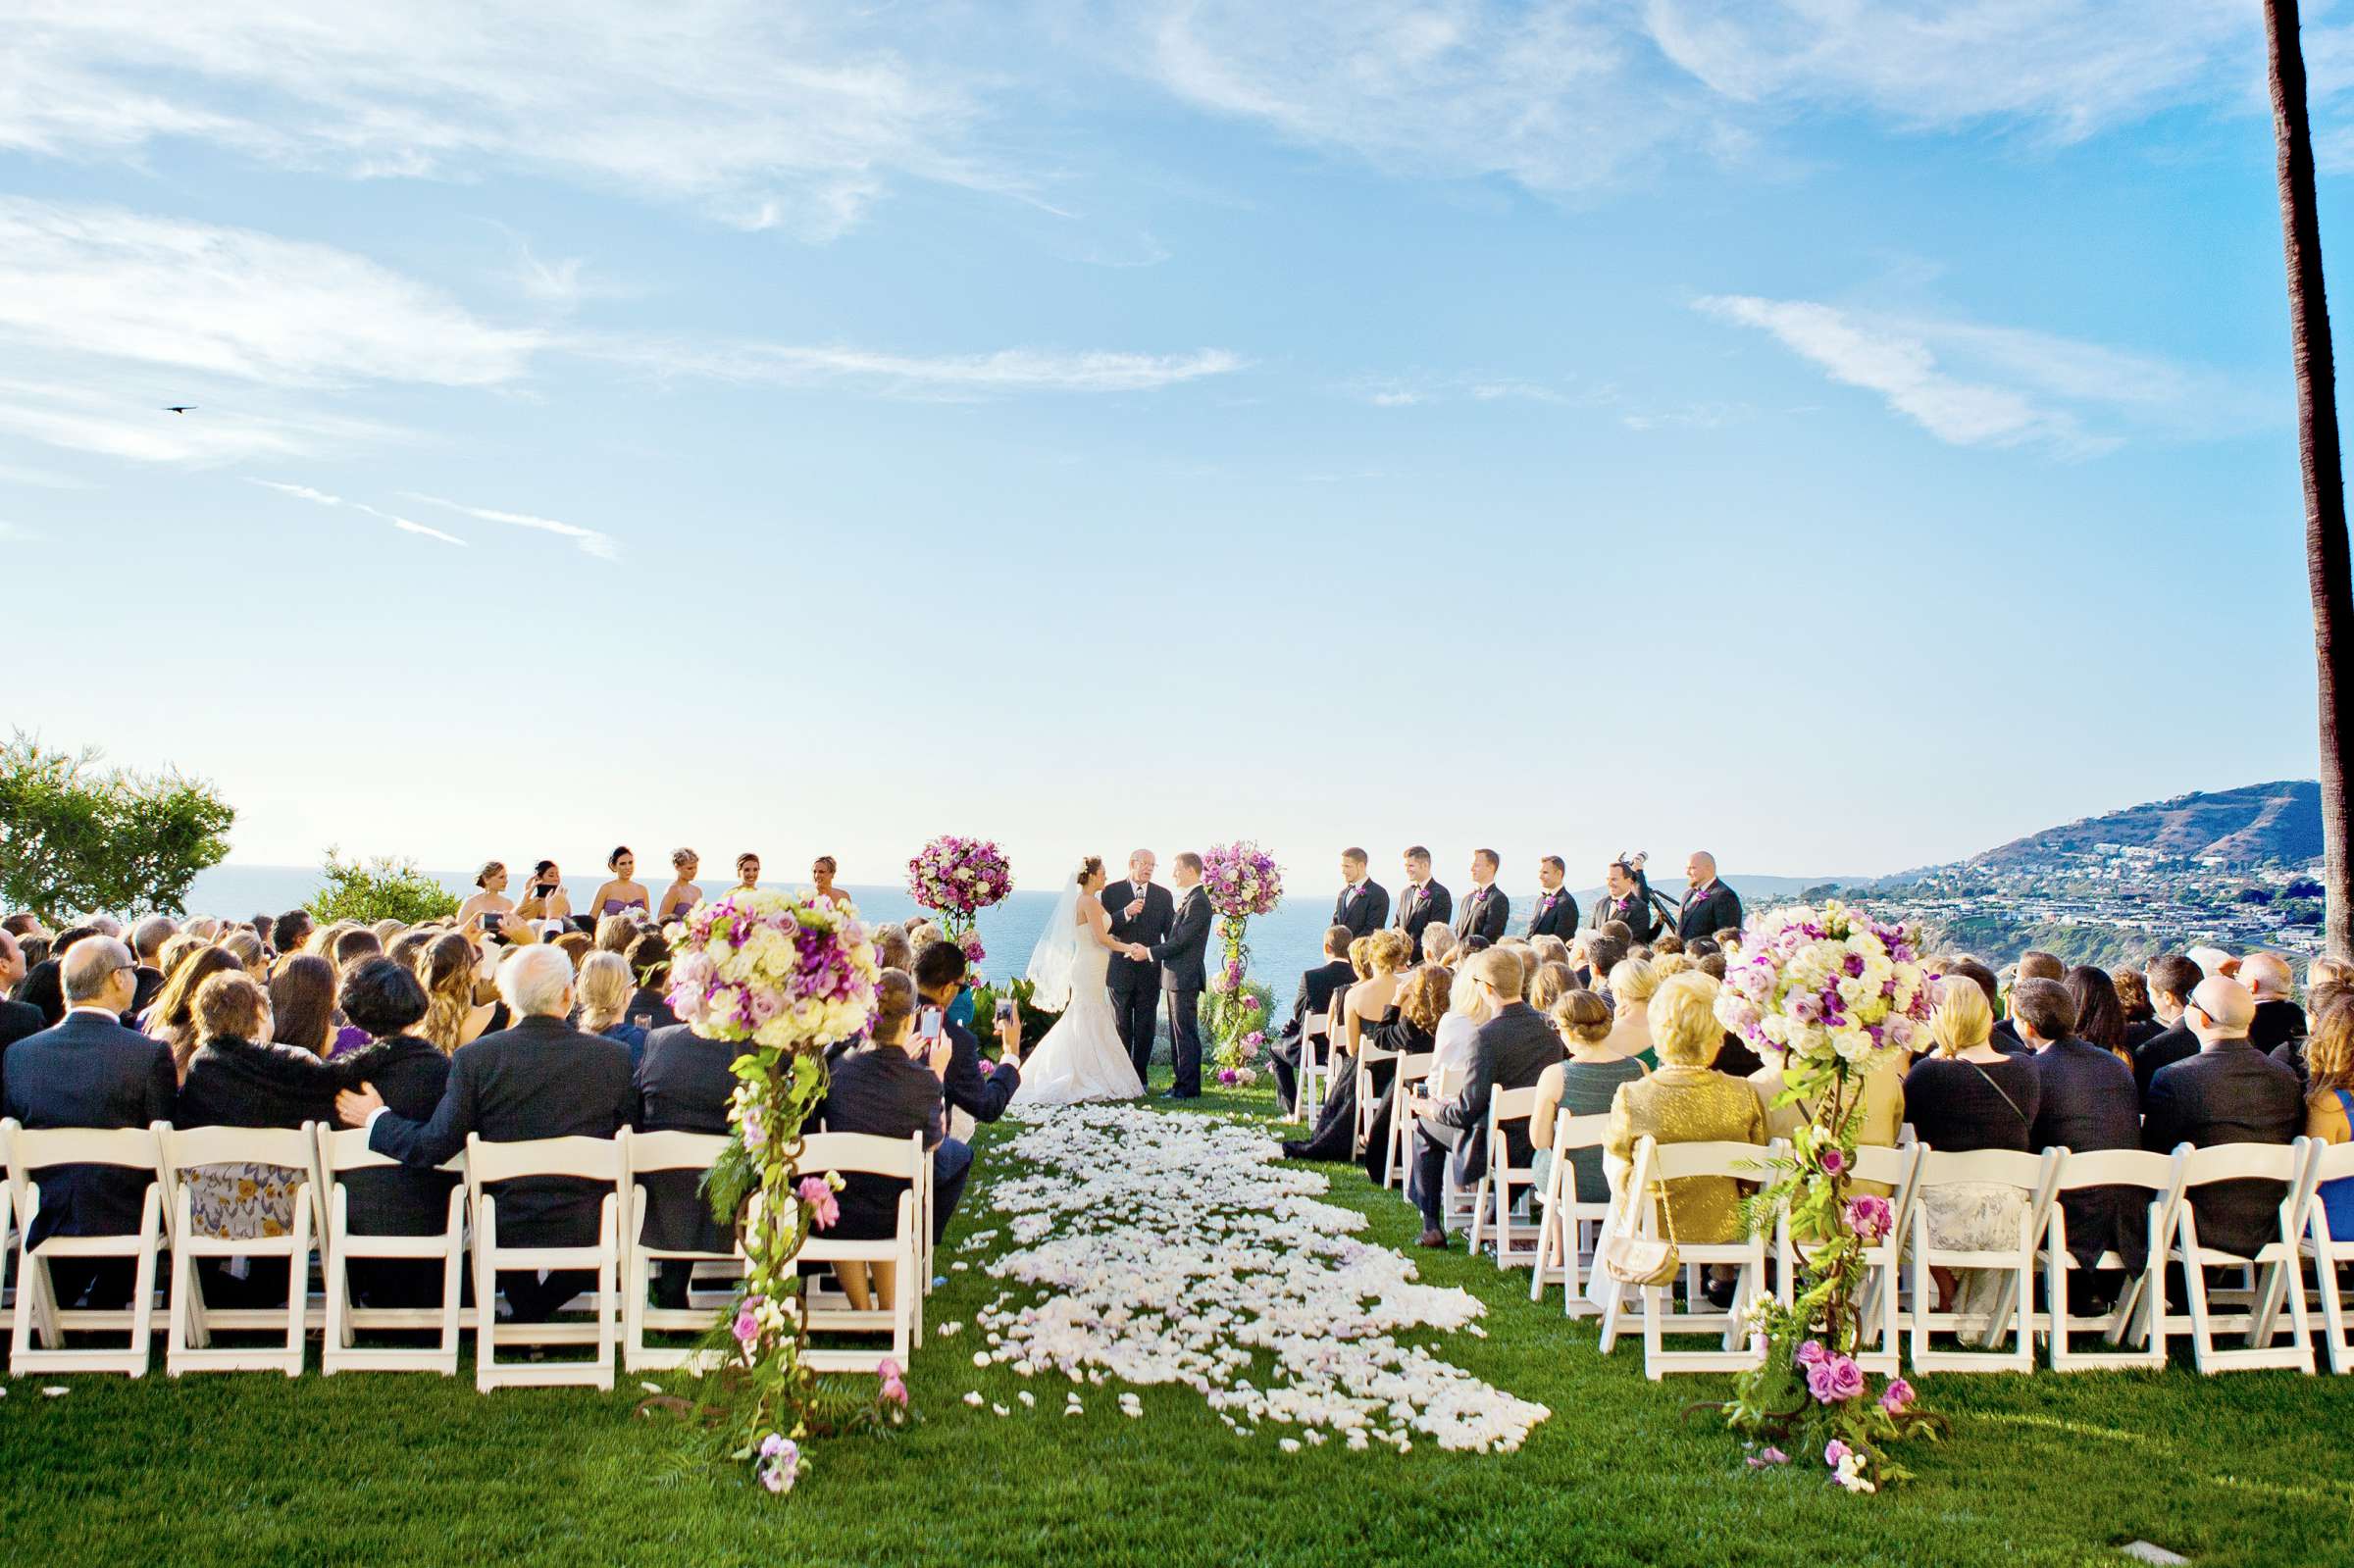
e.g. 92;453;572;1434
369;1012;635;1320
1452;884;1510;945
0;995;46;1099
2141;1040;2305;1256
2028;1037;2147;1272
1524;886;1579;939
1331;881;1390;939
1394;881;1452;947
1151;885;1214;1095
2;1008;176;1309
1102;881;1174;1079
1271;956;1356;1110
1588;886;1660;944
2132;1023;2198;1100
634;1023;738;1304
1678;880;1742;942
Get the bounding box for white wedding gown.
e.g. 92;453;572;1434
1010;914;1145;1111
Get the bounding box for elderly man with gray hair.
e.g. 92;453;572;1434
0;936;177;1309
2142;976;2305;1257
337;942;635;1322
126;913;179;1011
2237;951;2308;1056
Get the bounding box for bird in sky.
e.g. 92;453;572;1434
162;405;195;414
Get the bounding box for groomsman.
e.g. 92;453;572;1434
1453;849;1510;945
1393;846;1453;949
1104;849;1174;1082
1151;853;1214;1099
1589;857;1661;943
1677;850;1743;942
1524;856;1579;938
1330;847;1389;938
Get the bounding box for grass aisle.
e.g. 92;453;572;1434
3;1082;2348;1567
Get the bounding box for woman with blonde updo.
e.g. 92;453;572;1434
1603;971;1765;1260
1601;957;1661;1066
657;849;703;926
807;969;948;1311
1341;929;1413;1055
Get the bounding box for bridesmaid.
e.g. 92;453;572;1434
657;848;704;925
811;855;851;908
588;846;650;920
454;862;513;937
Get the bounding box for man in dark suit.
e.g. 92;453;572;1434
1991;950;2062;1051
2142;977;2306;1257
1524;856;1579;939
916;941;1021;1239
1330;847;1389;939
633;1016;738;1310
1102;849;1173;1085
339;944;635;1321
1392;845;1452;953
1452;848;1510;945
1401;946;1561;1248
1587;858;1661;944
2239;953;2308;1054
1;936;176;1308
0;927;46;1065
1270;925;1356;1113
1151;853;1213;1098
125;914;177;1019
1676;851;1741;943
2016;978;2143;1305
2132;953;2203;1096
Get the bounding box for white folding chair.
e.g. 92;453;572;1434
1906;1147;2057;1374
1351;1042;1397;1159
1528;1111;1612;1315
160;1123;325;1377
467;1129;629;1391
5;1119;169;1377
1599;1137;1771;1380
623;1130;743;1372
1295;1012;1331;1123
2037;1146;2181;1373
1467;1086;1542;1268
316;1126;466;1376
1384;1054;1433;1193
2300;1139;2354;1374
2146;1139;2317;1375
793;1131;926;1374
1773;1143;1920;1376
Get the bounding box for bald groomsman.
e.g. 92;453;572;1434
1676;850;1742;942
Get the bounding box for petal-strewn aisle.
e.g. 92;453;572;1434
962;1104;1549;1453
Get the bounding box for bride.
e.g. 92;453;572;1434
1009;856;1151;1110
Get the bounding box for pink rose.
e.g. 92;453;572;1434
1794;1338;1827;1368
1878;1377;1915;1415
1806;1351;1865;1404
1817;1145;1848;1177
1823;1439;1851;1467
797;1175;841;1231
1844;1193;1891;1240
1746;1445;1789;1468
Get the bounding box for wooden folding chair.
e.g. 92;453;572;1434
1528;1111;1612;1315
2037;1146;2180;1373
623;1130;742;1372
2145;1139;2317;1375
2303;1138;2354;1374
467;1129;629;1391
5;1118;169;1377
161;1123;325;1377
1599;1136;1771;1379
793;1131;926;1374
316;1126;467;1376
1467;1086;1541;1268
1773;1142;1919;1376
1906;1146;2057;1374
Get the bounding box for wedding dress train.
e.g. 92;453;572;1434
1010;888;1145;1111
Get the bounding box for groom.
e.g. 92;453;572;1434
1151;851;1213;1099
1103;848;1173;1086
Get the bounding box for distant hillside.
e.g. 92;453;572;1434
1972;781;2321;870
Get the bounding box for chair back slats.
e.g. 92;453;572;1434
463;1133;625;1185
1553;1111;1611;1152
2045;1147;2178;1191
9;1123;165;1172
793;1131;922;1181
1916;1146;2049;1190
2177;1141;2304;1187
1647;1138;1772;1184
163;1125;316;1174
1489;1086;1539;1124
628;1130;730;1175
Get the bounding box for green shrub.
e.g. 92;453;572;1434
306;847;459;926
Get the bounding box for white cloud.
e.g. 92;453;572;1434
250;479;467;545
0;1;1014;240
401;492;619;560
603;340;1246;397
0;375;401;466
1693;293;2263;453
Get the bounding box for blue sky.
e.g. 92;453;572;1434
2;2;2348;894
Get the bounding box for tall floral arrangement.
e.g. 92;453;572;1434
1199;840;1282;1082
661;889;901;1493
1714;900;1945;1491
905;835;1011;967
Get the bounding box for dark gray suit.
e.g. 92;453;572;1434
2029;1036;2147;1272
1678;880;1743;942
2141;1040;2305;1256
1102;881;1173;1077
1411;1002;1563;1230
1151;885;1213;1095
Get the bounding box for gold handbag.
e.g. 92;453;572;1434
1602;1180;1680;1287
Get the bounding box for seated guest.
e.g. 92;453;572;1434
1601;958;1661;1066
330;959;454;1308
625;931;680;1033
1603;971;1764;1304
0;928;42;1062
2240;952;2306;1055
1427;958;1495;1099
418;934;497;1054
1341;931;1411;1057
871;924;913;976
2114;968;2163;1051
268;954;339;1056
2132;953;2205;1095
2142;977;2305;1257
1270;925;1356;1112
657;848;704;925
914;940;1021;1242
144;944;240;1080
272;910;314;962
1529;990;1643;1206
634;999;739;1308
1527;961;1576;1016
2063;965;2132;1067
1404;947;1562;1248
578;951;648;1068
553;931;594;972
1528;934;1571;974
1419;925;1458;972
2303;995;2354;1248
331;927;382;973
1750;1040;1905;1195
1580;935;1628;999
222;929;270;983
1904;976;2041;1332
126;914;178;1017
2019;976;2143;1307
15;954;66;1028
1;937;176;1308
593;914;640;956
1287;963;1446;1168
1995;951;2064;1048
801;970;945;1310
337;944;635;1322
175;972;344;1307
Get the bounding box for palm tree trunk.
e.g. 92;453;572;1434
2265;0;2354;960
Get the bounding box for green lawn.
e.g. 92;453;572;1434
4;1083;2348;1568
